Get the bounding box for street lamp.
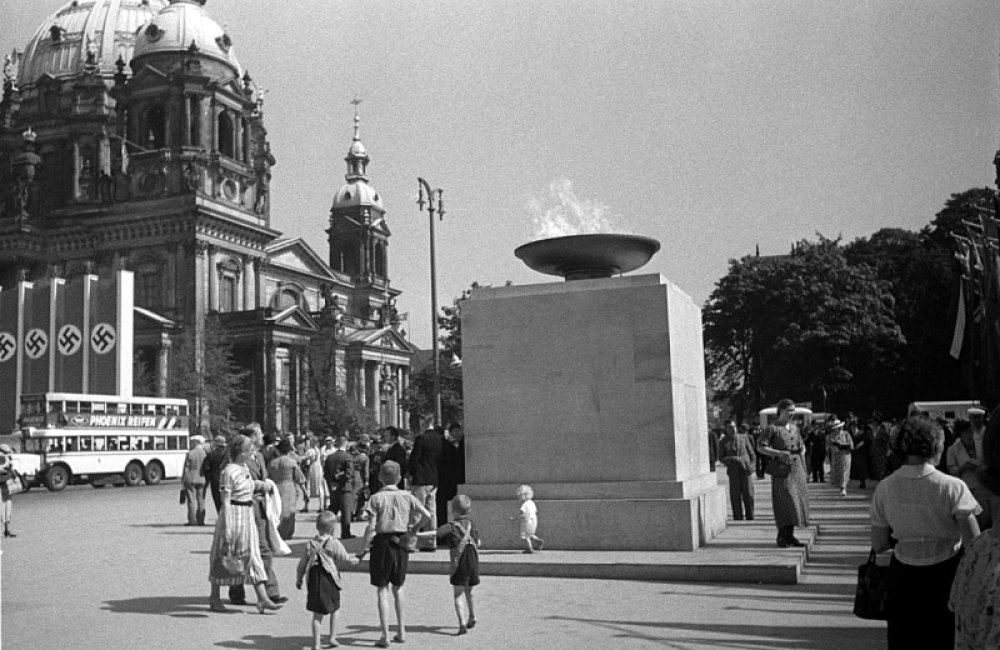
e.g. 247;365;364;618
417;177;445;426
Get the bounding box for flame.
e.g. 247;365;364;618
528;178;623;240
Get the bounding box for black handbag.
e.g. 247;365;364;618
853;548;889;620
764;457;791;478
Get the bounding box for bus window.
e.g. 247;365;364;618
79;436;92;451
155;404;167;415
64;436;79;452
167;436;179;451
78;401;91;414
107;436;118;451
117;436;131;451
154;436;165;451
130;436;145;451
48;438;63;453
129;404;143;415
116;403;128;414
93;436;106;451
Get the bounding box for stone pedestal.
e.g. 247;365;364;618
461;274;726;551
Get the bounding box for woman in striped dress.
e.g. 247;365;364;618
208;435;282;614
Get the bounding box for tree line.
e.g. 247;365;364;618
704;187;1000;423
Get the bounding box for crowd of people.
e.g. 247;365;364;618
716;401;1000;649
183;421;485;648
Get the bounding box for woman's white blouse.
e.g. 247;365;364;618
871;463;981;565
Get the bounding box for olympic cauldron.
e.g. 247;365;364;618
461;233;726;551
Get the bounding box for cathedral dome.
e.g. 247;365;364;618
132;0;241;75
332;181;384;211
17;0;168;86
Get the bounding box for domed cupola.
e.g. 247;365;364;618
329;105;389;282
131;0;241;79
332;110;384;211
17;0;167;87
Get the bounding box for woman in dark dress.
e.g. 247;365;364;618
850;421;873;489
757;398;810;547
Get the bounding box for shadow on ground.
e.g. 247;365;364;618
547;617;881;650
102;595;218;618
212;624;454;649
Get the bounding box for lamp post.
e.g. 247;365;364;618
417;177;444;426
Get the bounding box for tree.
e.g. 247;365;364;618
704;237;905;421
168;314;249;431
845;227;960;406
305;310;376;435
400;283;477;428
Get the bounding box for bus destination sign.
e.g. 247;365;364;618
69;414;179;429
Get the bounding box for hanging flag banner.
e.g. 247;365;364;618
22;280;53;395
0;285;21;432
89;273;120;395
54;274;93;393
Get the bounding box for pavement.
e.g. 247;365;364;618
1;469;886;649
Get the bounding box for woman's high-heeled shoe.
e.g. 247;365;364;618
209;600;228;613
256;599;282;614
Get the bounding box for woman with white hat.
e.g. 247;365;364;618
826;419;853;496
0;443;23;537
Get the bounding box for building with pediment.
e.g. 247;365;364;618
0;0;415;433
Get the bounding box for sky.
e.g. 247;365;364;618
2;0;998;348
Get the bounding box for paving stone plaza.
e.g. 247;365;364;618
2;473;884;649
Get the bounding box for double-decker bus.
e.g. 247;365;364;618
18;392;191;492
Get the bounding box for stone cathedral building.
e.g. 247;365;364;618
0;0;415;433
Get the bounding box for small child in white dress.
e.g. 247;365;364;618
511;484;544;553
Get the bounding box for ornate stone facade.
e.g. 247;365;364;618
0;0;413;433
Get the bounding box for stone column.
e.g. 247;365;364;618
243;256;256;310
234;116;243;161
254;258;268;308
208;245;218;312
372;363;383;427
157;336;171;397
72;138;81;200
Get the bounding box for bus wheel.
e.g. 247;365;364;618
144;461;164;486
123;462;144;487
45;466;70;492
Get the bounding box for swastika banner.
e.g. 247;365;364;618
0;284;21;432
22;280;54;395
54;275;92;393
88;270;133;396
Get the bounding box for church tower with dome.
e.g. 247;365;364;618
0;0;414;434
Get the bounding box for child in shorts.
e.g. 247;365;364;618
434;495;480;634
296;511;360;650
360;460;432;648
512;484;544;553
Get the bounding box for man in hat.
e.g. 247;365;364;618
202;434;229;513
182;434;209;525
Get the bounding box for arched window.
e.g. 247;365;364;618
343;238;361;276
145;106;166;149
188;96;200;146
134;258;163;308
217;111;235;158
278;289;300;309
374;242;386;277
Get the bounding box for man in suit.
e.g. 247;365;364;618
436;422;465;528
181;434;208;525
230;423;286;605
719;419;756;521
383;426;407;489
408;426;443;551
323;435;358;539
